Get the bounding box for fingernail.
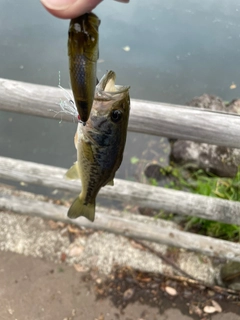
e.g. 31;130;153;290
40;0;76;10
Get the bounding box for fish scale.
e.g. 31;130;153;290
72;55;86;87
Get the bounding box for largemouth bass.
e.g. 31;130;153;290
66;71;130;222
68;13;100;124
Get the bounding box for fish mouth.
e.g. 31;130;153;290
95;70;130;100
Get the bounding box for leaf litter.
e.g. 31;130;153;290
94;265;240;317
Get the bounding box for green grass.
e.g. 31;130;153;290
157;166;240;242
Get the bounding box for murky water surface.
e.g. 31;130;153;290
1;0;240;195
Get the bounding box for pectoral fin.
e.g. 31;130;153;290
65;162;80;180
106;179;114;186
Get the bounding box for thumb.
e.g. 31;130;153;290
41;0;129;19
40;0;103;19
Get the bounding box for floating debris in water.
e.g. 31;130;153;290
230;82;237;89
123;46;130;52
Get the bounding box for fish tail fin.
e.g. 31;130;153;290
67;196;95;222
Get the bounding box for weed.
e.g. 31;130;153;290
160;165;240;242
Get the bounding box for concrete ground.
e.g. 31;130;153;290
0;250;239;320
0;188;239;319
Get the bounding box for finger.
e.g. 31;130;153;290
40;0;103;19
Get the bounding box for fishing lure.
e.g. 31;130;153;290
68;13;100;124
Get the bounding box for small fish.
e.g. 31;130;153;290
65;70;130;221
68;13;100;124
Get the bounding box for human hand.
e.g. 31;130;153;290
40;0;129;19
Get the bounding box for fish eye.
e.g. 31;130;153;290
111;110;122;123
